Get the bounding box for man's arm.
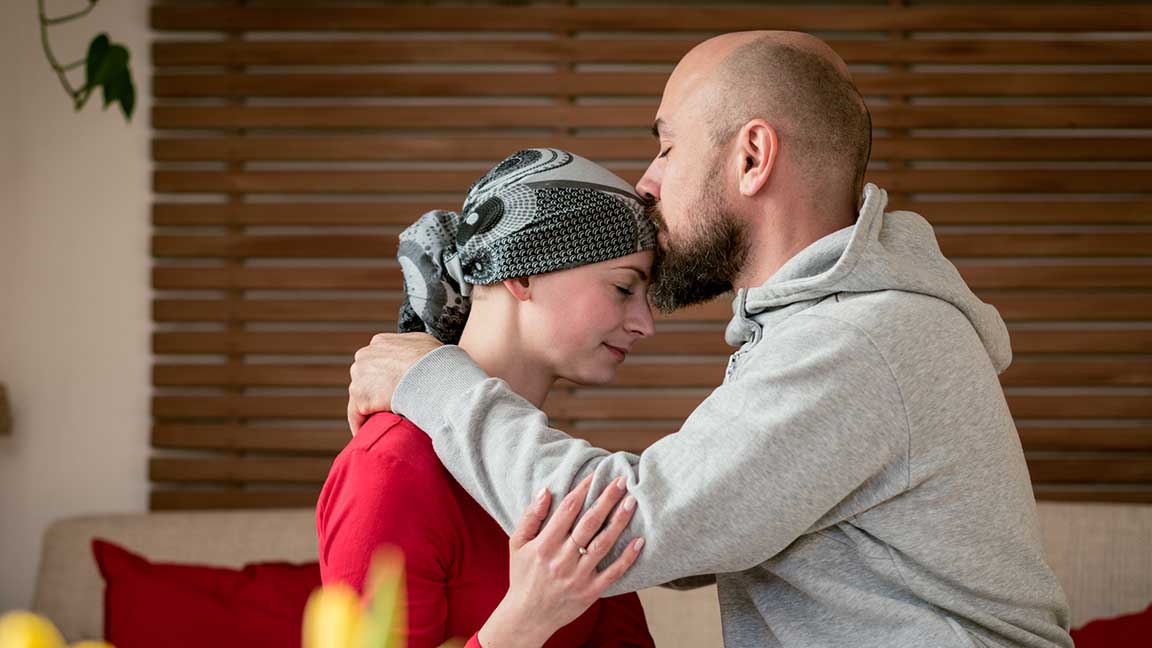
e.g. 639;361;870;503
385;315;909;595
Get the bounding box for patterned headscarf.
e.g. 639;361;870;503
397;148;657;344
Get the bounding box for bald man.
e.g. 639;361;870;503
346;32;1073;648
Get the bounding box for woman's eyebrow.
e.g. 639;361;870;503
615;265;650;281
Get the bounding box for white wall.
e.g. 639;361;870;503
1;0;151;610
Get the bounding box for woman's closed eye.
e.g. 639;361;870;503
616;285;635;296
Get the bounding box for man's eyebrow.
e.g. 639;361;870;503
616;265;650;281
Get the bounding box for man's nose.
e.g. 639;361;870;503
635;161;661;203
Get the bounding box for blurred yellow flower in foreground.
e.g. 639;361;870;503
0;611;102;648
304;546;411;648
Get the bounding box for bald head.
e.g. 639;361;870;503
680;31;872;209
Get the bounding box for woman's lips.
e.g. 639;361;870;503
603;343;628;361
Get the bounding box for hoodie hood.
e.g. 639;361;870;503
725;183;1012;373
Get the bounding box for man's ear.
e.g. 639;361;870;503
737;119;778;197
502;276;533;302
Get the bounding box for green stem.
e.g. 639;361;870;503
37;0;82;104
43;0;97;25
61;59;84;71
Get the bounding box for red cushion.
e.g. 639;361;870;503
91;538;321;648
1070;602;1152;648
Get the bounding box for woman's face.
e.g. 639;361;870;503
521;250;656;385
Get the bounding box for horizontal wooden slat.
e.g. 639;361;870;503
987;293;1152;321
150;6;1152;32
151;293;1152;322
1019;427;1152;452
152;135;1152;163
153;135;651;162
1026;457;1152;483
150;490;322;510
153;424;349;453
149;423;1152;455
147;453;1152;485
153;169;1152;195
544;394;1152;421
1008;330;1152;354
151;104;1152;130
150;423;668;454
149;329;738;356
154;358;1152;389
153;232;1152;260
152;38;1152;67
152;393;1152;421
153;202;442;226
151;328;1152;356
153;267;404;290
153;299;398;323
150;457;332;483
153;395;346;419
956;265;1152;290
149;264;1152;291
153;235;398;258
152;201;1152;227
153;71;1152;98
901;201;1152;225
1033;487;1152;504
937;233;1152;258
149;485;1152;510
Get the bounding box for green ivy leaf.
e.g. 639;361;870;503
84;33;109;91
82;34;135;120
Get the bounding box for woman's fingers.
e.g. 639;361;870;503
536;474;594;548
592;536;646;593
509;488;552;550
569;476;628;548
582;493;637;567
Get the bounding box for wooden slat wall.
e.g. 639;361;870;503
150;0;1152;510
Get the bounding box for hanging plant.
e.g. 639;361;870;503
38;0;135;121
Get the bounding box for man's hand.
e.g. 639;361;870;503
347;332;443;435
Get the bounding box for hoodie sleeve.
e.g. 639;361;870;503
392;313;910;596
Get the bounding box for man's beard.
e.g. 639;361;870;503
647;178;750;314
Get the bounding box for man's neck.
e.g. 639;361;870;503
734;199;855;290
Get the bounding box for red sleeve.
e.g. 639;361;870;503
584;593;655;647
317;422;461;648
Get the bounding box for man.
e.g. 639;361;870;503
347;31;1072;648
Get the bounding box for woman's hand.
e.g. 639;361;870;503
478;474;645;648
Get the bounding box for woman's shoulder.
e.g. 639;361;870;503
346;412;435;457
334;413;446;484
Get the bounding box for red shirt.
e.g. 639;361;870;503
317;413;654;648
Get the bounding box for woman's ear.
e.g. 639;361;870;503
502;276;533;302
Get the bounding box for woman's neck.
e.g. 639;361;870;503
457;326;554;409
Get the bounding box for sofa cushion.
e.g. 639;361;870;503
92;539;320;648
1069;602;1152;648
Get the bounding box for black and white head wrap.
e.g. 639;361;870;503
397;148;657;344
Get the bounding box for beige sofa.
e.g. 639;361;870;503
32;502;1152;645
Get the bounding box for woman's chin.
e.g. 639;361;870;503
561;365;618;387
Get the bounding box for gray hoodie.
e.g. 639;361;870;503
392;184;1073;648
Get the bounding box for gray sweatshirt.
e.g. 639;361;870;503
392;183;1073;648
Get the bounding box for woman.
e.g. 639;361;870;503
317;149;657;647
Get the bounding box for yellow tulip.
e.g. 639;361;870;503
0;612;66;648
359;547;406;648
303;584;362;648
